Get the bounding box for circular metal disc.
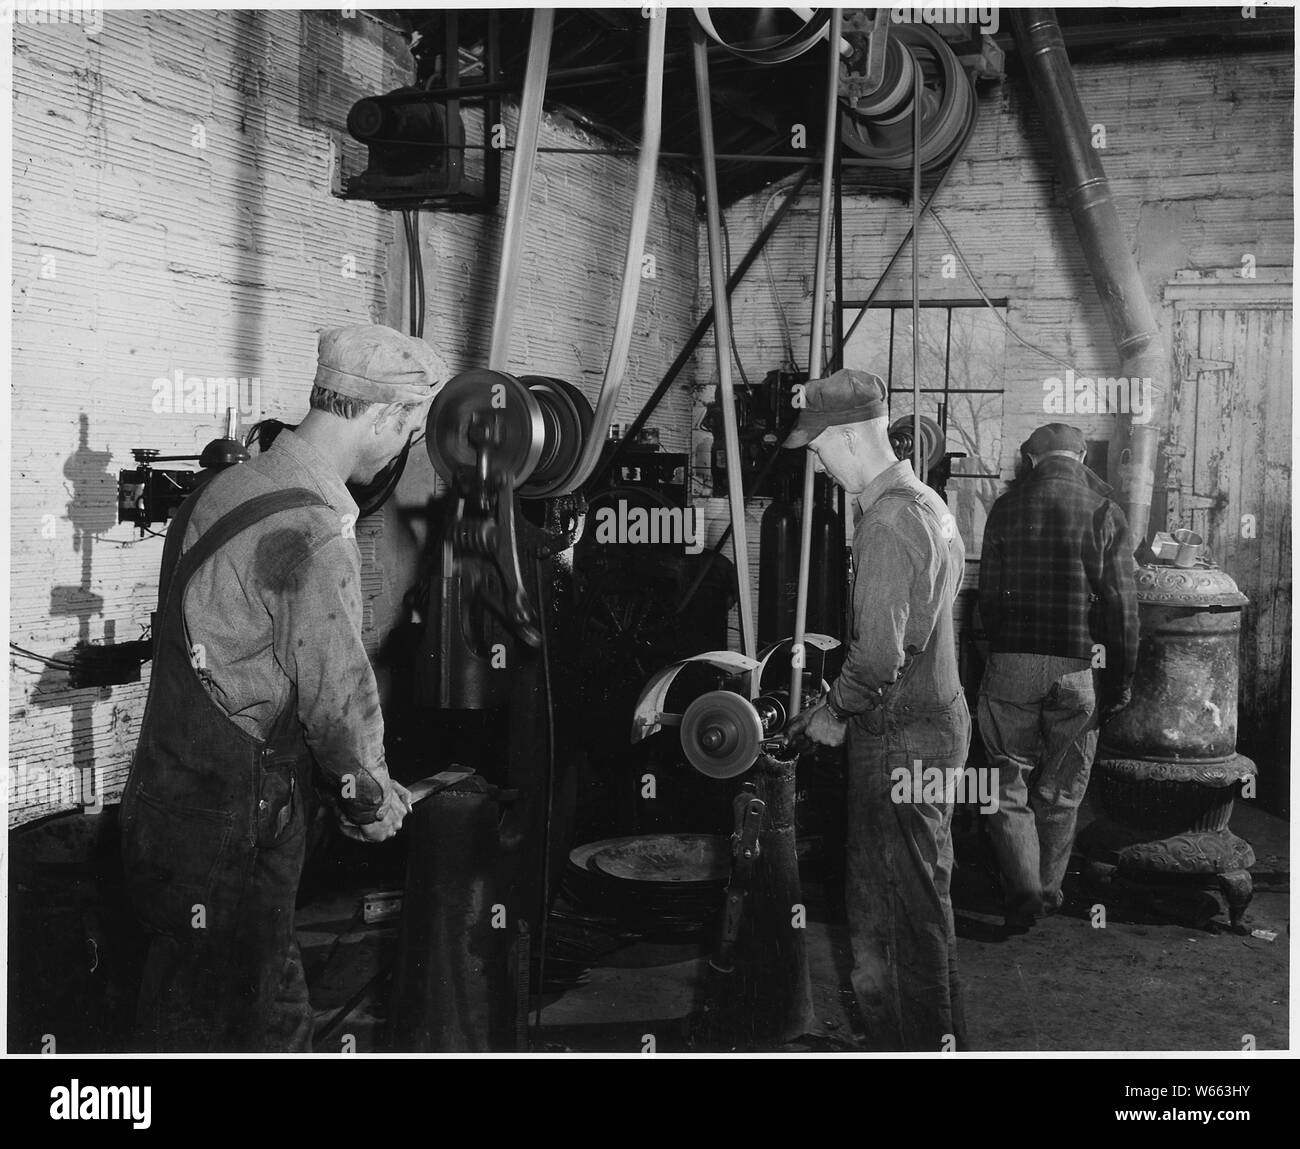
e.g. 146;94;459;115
680;690;762;780
540;375;595;495
426;368;544;486
518;376;592;498
587;834;730;885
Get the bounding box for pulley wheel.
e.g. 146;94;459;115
518;375;594;499
890;413;945;475
426;368;544;486
680;689;762;780
840;25;975;174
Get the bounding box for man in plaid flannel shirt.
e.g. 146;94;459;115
977;422;1138;931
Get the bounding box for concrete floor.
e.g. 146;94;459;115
6;783;1285;1054
297;795;1289;1054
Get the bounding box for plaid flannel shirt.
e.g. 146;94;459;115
978;456;1139;700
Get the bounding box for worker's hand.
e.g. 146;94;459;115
337;781;413;844
785;702;846;750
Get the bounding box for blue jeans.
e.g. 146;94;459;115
978;652;1099;918
846;697;970;1051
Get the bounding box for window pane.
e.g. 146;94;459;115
841;307;892;379
838;304;1007;559
944;308;1006;557
886;308;948;396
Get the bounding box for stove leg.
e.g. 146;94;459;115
1217;868;1253;934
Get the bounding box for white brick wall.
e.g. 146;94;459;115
8;11;700;826
711;48;1294;476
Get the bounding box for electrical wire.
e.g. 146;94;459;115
86;527;164;545
719;214;752;390
760;181;799;370
9;643;76;669
409;211;426;339
927;208;1076;372
401;211;417;332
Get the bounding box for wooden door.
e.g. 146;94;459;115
1164;271;1292;813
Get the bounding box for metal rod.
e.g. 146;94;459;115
488;8;553;370
566;10;667;491
693;20;757;661
388;142;972;170
598;165;813;485
911;45;922;479
788;8;842;715
831;87;977;363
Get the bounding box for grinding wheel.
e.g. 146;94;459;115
426;368;544;486
680;689;762;780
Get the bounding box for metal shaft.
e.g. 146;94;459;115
911;43;922;478
489;9;553;370
788;8;842;714
693;21;757;660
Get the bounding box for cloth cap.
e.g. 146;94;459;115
1022;422;1087;458
314;324;449;405
784;368;889;448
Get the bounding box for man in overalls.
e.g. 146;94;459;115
121;324;449;1051
785;369;970;1051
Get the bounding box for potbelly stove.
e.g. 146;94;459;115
1079;562;1257;930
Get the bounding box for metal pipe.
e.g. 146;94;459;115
566;10;667;490
788;9;842;714
693;20;758;660
489;9;553;369
1011;9;1163;545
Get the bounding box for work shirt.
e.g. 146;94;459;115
977;455;1138;700
829;460;965;717
179;431;390;823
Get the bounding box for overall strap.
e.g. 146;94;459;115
162;488;332;611
156;470;221;613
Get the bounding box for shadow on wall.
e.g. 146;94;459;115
28;414;118;809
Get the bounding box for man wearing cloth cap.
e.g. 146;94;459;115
784;369;969;1051
977;423;1138;931
121;324;449;1050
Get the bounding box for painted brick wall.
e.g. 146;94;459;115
9;11;700;826
700;48;1293;645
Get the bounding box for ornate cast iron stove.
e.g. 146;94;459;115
1079;563;1256;929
